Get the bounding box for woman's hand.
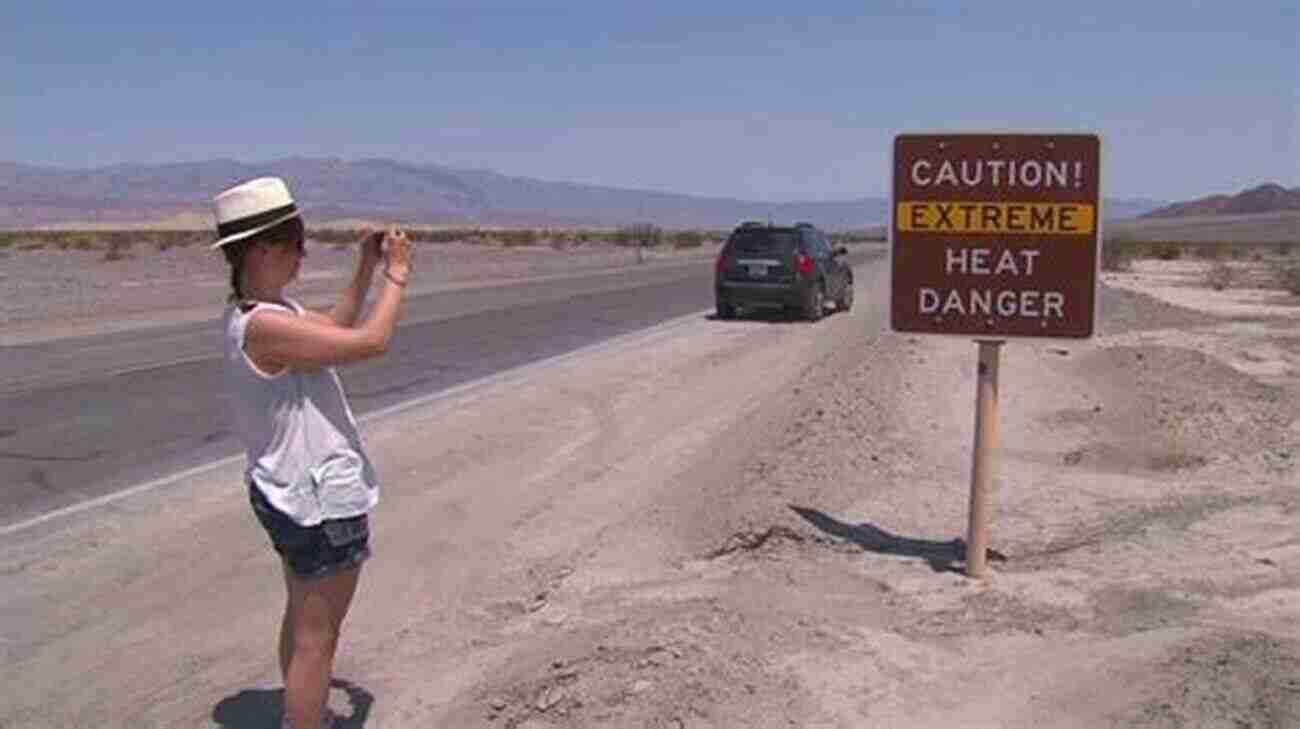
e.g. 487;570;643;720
360;228;384;266
383;227;413;282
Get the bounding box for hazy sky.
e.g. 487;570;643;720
5;1;1296;202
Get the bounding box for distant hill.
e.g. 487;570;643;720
0;158;1164;231
1140;183;1300;219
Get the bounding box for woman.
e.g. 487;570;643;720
212;177;412;729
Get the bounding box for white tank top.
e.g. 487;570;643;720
222;298;378;525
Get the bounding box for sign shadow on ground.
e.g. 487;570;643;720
789;505;1007;573
212;678;374;729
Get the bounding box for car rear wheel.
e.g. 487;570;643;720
802;284;825;322
836;278;854;312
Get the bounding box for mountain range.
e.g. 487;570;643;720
1139;183;1300;219
2;158;1168;230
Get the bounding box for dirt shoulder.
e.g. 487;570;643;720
2;258;1299;728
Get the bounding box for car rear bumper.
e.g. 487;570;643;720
716;280;808;308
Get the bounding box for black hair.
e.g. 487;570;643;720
220;216;305;303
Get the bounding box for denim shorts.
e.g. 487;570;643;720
249;483;372;579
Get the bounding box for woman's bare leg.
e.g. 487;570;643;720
279;564;295;681
281;563;362;729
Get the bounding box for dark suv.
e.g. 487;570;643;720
714;222;854;321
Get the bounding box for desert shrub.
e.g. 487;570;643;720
1152;242;1184;261
102;238;133;262
152;230;202;251
1199;241;1236;260
830;230;887;245
1204;262;1234;290
1273;262;1300;295
428;228;471;244
670;230;704;249
1101;238;1137;272
498;228;539;247
619;223;662;249
45;231;81;250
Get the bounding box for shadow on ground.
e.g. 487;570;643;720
212;678;374;728
707;305;853;324
790;505;1006;573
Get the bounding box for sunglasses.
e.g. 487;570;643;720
257;237;305;256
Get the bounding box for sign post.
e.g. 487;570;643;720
967;339;1002;578
890;133;1101;578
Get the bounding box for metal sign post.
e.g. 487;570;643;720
890;133;1101;578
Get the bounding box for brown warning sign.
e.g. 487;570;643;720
891;133;1101;338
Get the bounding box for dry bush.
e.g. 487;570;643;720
418;229;469;244
150;231;202;252
1101;238;1137;272
1204;262;1235;291
102;238;133;262
830;230;887;245
617;224;662;249
1198;241;1237;260
4;229;208;254
493;229;536;247
1273;262;1300;295
671;230;705;249
1152;242;1184;260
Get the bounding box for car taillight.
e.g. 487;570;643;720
795;253;815;275
716;255;731;274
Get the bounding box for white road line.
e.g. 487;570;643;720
0;456;244;538
0;309;711;539
108;354;213;378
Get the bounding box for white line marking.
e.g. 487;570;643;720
0;309;711;538
0;456;244;538
108;354;213;378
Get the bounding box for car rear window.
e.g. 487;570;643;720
728;230;797;255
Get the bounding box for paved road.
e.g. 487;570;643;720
0;250;881;529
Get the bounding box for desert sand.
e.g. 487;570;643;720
1;242;1298;728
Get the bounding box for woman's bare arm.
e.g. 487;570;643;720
247;229;412;370
321;230;382;327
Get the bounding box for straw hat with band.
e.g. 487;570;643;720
211;177;301;249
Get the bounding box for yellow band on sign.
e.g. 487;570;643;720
897;201;1096;235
